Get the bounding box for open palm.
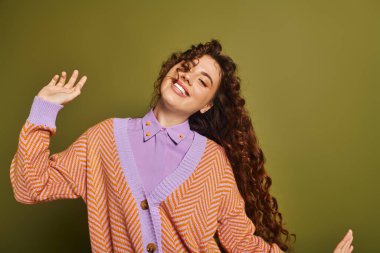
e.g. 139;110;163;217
37;69;87;105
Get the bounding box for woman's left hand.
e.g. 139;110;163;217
333;229;354;253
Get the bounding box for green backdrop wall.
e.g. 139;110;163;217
1;1;378;252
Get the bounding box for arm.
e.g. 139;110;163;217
217;156;284;253
10;96;88;204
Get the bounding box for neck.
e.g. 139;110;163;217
153;100;189;127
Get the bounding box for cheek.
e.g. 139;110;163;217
161;76;173;91
167;65;180;79
191;88;211;103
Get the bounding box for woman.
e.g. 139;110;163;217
10;40;353;252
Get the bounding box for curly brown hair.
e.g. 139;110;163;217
149;39;296;252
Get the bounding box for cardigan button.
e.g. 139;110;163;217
147;242;157;252
145;121;151;126
140;199;149;210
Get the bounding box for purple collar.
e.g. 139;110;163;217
141;108;191;144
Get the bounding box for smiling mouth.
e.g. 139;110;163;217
172;79;189;96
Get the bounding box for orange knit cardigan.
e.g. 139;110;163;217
10;97;284;253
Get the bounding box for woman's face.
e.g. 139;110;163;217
159;54;221;117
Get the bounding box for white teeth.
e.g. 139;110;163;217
174;82;187;95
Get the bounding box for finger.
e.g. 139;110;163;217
65;69;79;88
348;245;354;253
48;74;59;86
336;230;352;249
56;71;67;86
342;237;353;252
342;242;350;252
74;75;87;91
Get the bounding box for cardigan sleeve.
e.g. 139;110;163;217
10;96;88;204
217;155;285;253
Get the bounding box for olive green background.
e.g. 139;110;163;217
1;1;378;252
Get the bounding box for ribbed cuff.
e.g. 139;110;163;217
27;96;64;129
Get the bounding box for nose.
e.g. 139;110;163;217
180;72;192;86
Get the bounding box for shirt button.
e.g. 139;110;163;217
145;132;151;137
140;199;149;210
145;121;151;126
147;242;157;253
179;134;183;138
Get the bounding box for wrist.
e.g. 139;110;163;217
27;96;64;128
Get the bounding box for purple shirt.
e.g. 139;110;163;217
127;108;195;195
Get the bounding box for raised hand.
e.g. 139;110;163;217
37;70;87;105
333;229;354;253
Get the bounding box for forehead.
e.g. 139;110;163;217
196;55;219;70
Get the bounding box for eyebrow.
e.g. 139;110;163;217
201;71;214;86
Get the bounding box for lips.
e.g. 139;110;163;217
171;83;187;97
174;79;190;96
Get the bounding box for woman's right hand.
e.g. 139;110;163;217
37;70;87;105
333;229;354;253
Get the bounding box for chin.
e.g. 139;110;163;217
160;93;180;110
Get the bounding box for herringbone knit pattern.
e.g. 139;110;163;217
10;117;284;253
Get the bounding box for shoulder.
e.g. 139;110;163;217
85;117;115;136
199;134;231;170
83;117;132;147
86;116;141;130
199;134;227;156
